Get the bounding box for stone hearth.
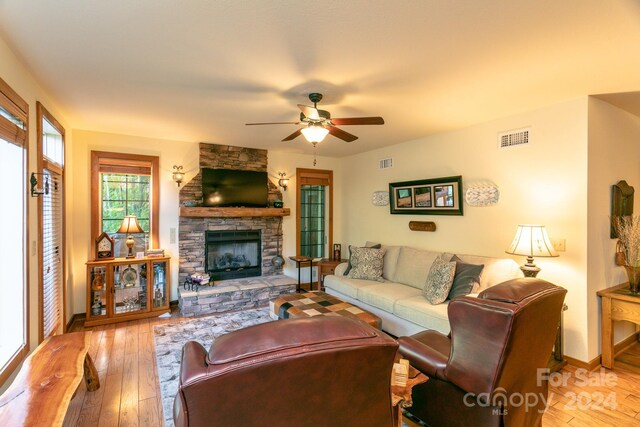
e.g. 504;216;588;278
178;275;295;317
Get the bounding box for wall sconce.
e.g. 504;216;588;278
278;172;289;191
30;172;49;197
172;165;185;187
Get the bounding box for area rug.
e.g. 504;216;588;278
153;307;272;427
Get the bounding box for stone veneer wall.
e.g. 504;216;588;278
178;143;284;286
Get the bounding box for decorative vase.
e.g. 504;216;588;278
623;265;640;294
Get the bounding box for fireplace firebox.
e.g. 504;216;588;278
205;230;262;280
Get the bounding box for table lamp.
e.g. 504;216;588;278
505;224;558;277
117;215;144;258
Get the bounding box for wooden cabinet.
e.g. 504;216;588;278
86;256;170;327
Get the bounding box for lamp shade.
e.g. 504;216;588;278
301;124;329;143
117;215;144;234
506;224;558;257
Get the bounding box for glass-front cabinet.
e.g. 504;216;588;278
86;256;170;326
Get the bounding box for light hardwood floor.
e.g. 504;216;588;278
63;311;640;427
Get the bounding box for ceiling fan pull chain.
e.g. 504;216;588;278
313;142;317;166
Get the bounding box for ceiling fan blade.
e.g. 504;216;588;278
330;117;385;126
297;104;320;120
245;122;299;125
328;126;358;142
282;129;302;141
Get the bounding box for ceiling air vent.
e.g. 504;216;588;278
379;158;393;169
497;127;531;149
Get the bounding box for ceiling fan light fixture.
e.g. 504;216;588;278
301;124;329;143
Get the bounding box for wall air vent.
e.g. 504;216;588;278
379;158;393;169
497;127;531;149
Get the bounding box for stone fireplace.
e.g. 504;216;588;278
177;143;295;316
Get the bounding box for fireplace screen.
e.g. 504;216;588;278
205;230;261;280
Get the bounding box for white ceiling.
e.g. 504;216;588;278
1;0;640;157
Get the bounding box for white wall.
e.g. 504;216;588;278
339;97;591;361
0;36;72;354
67;131;341;311
587;97;640;360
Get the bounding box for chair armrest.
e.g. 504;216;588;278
398;334;449;381
179;340;209;387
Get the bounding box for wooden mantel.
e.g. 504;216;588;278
180;207;290;218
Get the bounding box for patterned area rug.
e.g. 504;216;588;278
153;307;272;427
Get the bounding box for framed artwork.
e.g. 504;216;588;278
389;176;463;215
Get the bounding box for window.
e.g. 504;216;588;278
37;102;65;341
299;185;326;258
91;152;159;258
0;77;28;385
296;168;333;258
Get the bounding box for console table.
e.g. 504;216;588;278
597;283;640;369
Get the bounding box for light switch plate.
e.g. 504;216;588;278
170;227;176;244
551;238;566;252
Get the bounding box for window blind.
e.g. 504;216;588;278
42;169;62;338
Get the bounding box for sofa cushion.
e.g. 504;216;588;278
347;246;386;281
381;245;401;281
323;275;379;299
357;282;423;313
448;255;484;300
344;242;381;275
393;296;452;335
422;256;456;304
393;247;447;289
455;255;521;291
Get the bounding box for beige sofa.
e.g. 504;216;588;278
323;245;521;337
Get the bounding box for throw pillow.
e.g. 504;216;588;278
346;246;386;281
448;255;484;300
422;255;456;304
343;243;382;275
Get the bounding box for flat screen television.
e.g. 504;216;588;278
202;168;268;207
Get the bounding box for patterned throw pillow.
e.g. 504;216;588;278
347;246;386;281
422;256;456;304
343;243;382;275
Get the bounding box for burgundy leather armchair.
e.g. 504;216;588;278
398;278;566;427
174;316;399;427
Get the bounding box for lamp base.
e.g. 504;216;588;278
125;235;135;259
521;256;540;278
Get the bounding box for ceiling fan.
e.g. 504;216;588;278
246;93;384;144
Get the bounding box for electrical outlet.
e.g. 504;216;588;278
170;227;176;244
551;238;566;252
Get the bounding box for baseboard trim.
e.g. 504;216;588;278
65;313;86;331
565;332;639;370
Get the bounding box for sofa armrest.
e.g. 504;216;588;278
334;262;348;276
398;332;450;381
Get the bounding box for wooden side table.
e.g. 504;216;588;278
391;366;428;427
288;256;313;292
317;258;347;290
597;283;640;369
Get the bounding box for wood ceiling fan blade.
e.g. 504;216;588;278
297;104;320;120
245;122;299;125
330;117;385;126
328;126;358;142
282;128;302;141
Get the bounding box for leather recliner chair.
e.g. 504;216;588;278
398;278;567;427
174;315;399;427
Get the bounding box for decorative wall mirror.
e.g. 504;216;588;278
611;180;634;238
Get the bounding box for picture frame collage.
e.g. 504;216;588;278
389;175;463;215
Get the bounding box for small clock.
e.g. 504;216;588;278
95;232;114;260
